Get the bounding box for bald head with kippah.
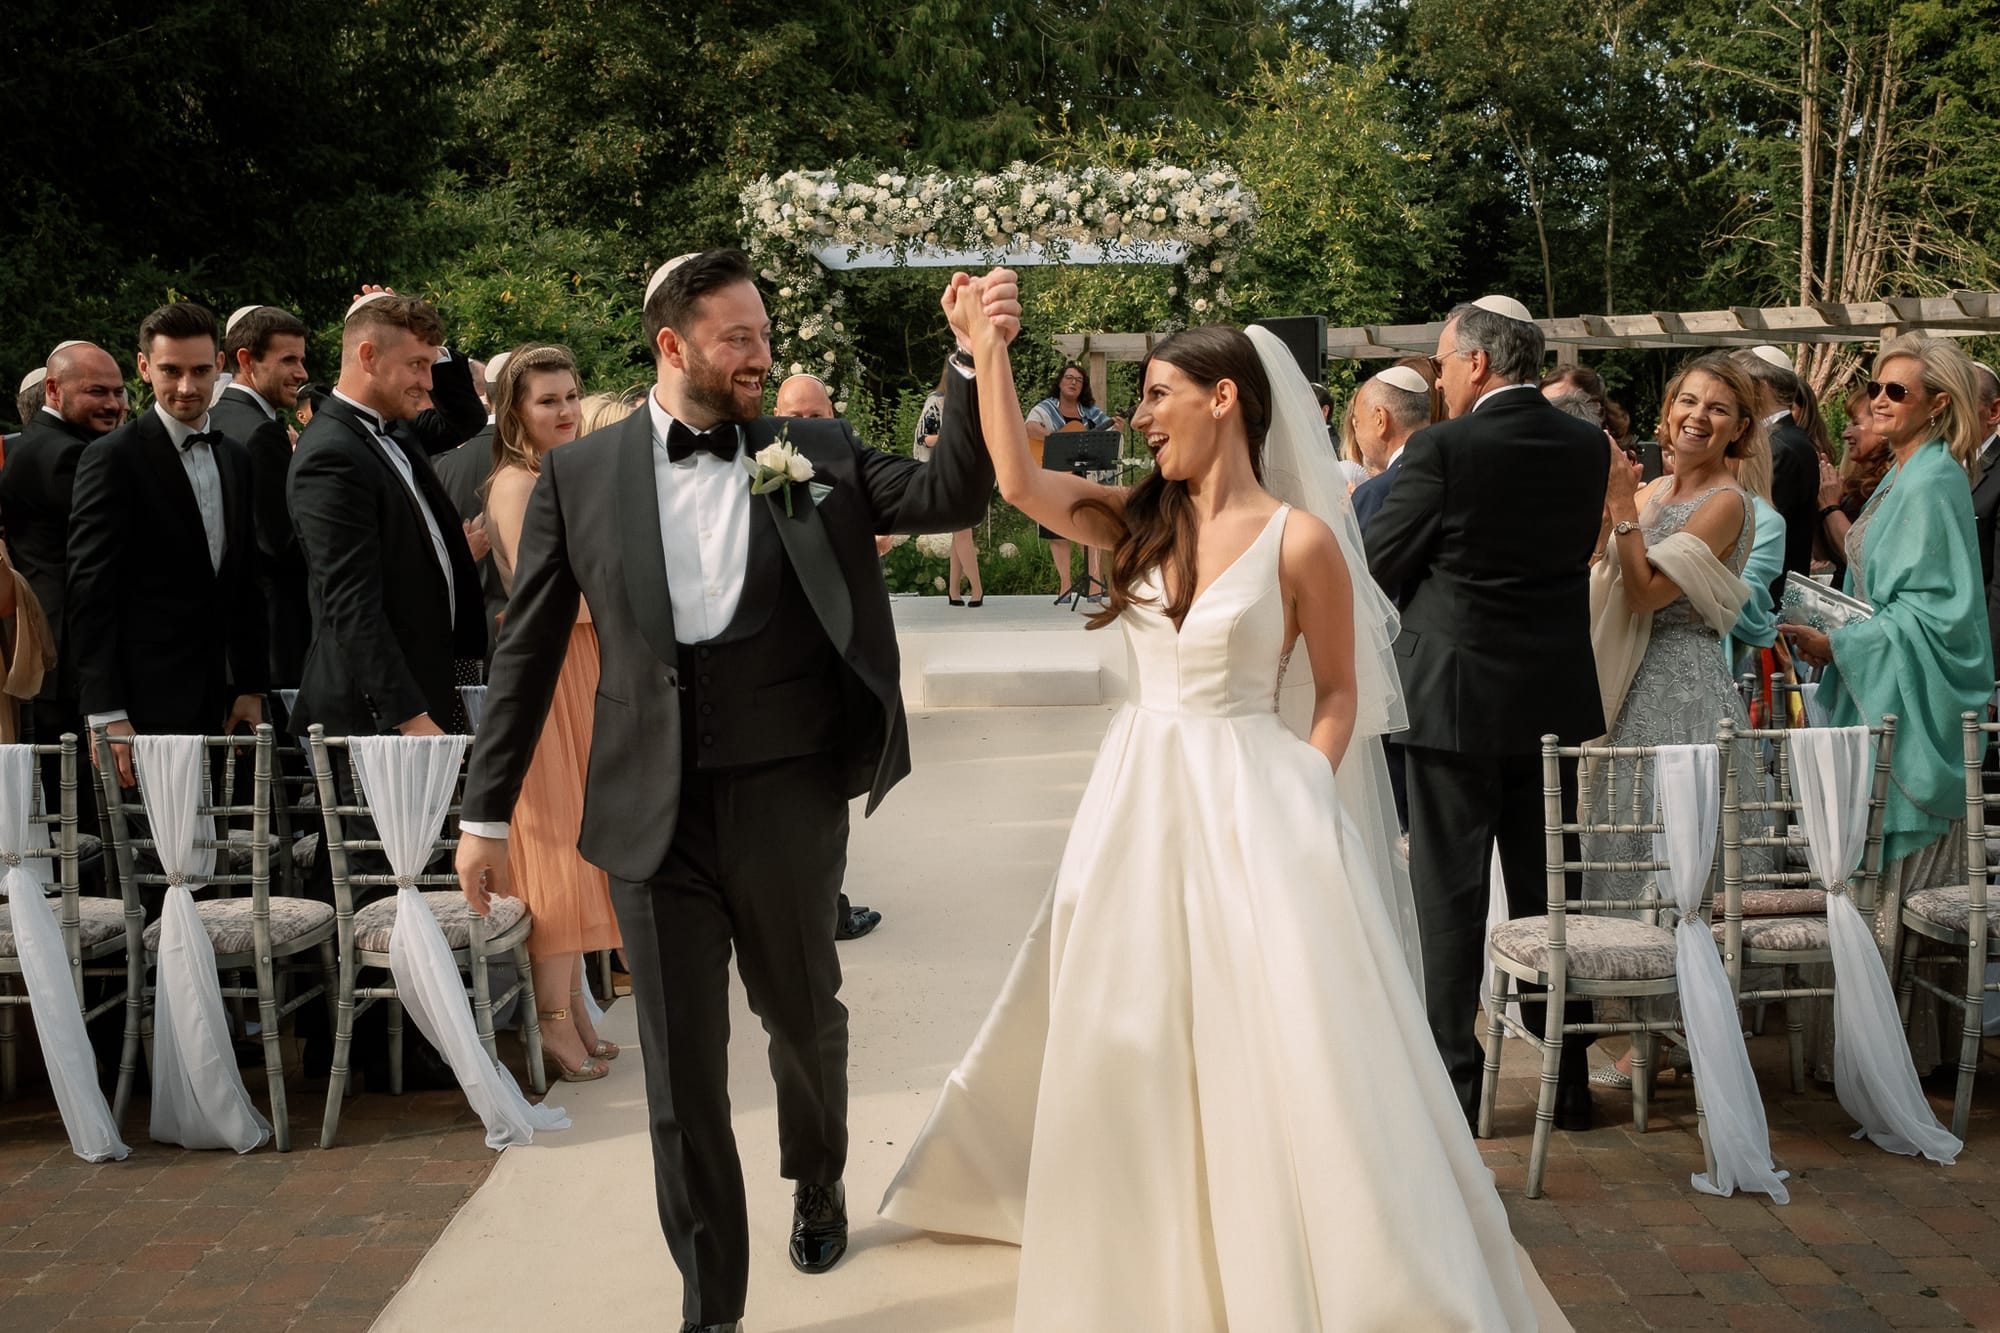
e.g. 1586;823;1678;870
44;341;126;437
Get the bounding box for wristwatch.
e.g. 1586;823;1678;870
1612;519;1638;537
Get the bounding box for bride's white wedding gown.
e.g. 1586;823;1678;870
880;506;1569;1330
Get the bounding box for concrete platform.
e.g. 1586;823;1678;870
890;595;1126;709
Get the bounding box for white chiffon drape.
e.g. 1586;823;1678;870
132;735;272;1153
1787;727;1959;1163
1653;744;1788;1201
344;735;567;1150
0;746;128;1161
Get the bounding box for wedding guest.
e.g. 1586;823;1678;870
1734;347;1817;606
295;382;328;427
1724;427;1787;684
344;285;488;457
905;368;983;608
287;290;486;741
212;304;313;689
1351;363;1436;533
0;537;53;741
13;367;46;434
1366;294;1607;1131
1818;387;1894;592
1541;365;1608;425
434;349;513;662
577;389;639;437
1025;363;1118;604
1584;354;1770;1084
1;340;124;811
479;344;618;1081
1965;362;2000;667
1783;335;1993;1077
68;302;267;789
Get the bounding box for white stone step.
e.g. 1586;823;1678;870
922;658;1103;707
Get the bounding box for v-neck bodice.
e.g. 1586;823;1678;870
1121;506;1291;717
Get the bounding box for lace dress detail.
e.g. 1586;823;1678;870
1585;485;1768;907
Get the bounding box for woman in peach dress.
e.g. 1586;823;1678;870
483;343;622;1081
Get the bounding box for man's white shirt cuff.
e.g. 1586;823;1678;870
458;820;510;840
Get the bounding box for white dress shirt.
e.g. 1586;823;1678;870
331;388;456;625
88;405;228;728
1472;382;1539;412
227;382;278;421
645;388;751;644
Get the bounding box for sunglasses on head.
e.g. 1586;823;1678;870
1865;379;1919;403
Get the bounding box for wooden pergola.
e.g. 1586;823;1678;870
1053;290;2000;404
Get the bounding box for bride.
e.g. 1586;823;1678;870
880;270;1569;1330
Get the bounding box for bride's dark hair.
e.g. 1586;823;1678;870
1074;325;1271;629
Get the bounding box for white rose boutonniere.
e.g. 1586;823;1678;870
745;429;815;516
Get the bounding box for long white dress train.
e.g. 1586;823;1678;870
881;507;1568;1330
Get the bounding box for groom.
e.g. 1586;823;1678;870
1365;298;1609;1134
455;250;1005;1333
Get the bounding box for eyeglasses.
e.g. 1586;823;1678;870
1865;379;1919;403
1428;348;1470;378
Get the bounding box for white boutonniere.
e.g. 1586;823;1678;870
745;430;816;516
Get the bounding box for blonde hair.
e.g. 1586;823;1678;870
578;390;639;437
1873;335;1983;473
487;344;580;492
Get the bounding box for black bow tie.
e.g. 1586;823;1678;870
179;430;221;451
667;420;737;465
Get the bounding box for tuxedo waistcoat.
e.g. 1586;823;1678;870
676;494;842;770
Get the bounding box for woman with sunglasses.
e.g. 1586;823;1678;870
1782;335;1992;1078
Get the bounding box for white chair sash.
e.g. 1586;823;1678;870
0;747;128;1162
458;686;488;732
1787;726;1959;1163
1654;744;1789;1202
1800;682;1830;729
132;735;272;1153
346;735;568;1149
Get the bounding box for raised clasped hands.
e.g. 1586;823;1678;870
942;269;1023;352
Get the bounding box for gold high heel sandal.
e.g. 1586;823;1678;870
573;986;619;1060
536;1008;610;1082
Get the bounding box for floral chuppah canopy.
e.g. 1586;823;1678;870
738;163;1259;407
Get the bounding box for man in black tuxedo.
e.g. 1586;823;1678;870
211;306;312;690
67;303;267;787
454;251;1001;1333
11;367;48;443
1366;299;1609;1133
431;351;504;660
287;292;486;740
1734;348;1818;608
1;341;127;808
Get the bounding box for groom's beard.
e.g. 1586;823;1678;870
683;344;766;425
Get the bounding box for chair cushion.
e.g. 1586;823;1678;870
1714;914;1829;952
1490;914;1678;981
1740;888;1826;917
0;895;128;957
1904;888;2000;941
141;896;334;956
350;891;527;953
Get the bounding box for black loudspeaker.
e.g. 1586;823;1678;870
1252;315;1327;386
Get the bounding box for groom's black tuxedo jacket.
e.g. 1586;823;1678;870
65;408;267;733
461;367;993;884
1366;387;1609;755
286;395;487;737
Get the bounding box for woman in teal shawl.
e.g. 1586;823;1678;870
1782;335;1991;1074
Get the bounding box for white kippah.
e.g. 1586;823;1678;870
225;304;264;335
50;339;88;354
1749;344;1792;369
485;350;512;384
345;291;394;320
19;366;46;394
1470;294;1534;324
644;253;702;306
1373;365;1430;395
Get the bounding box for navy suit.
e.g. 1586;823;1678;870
1354;453;1406;826
1351;454;1401;533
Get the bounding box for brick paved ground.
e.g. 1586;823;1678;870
2;1026;1996;1332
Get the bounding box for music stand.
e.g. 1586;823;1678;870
1041;430;1121;608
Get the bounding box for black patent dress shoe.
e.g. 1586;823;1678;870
1552;1083;1596;1132
678;1322;741;1332
790;1180;848;1274
835;906;882;941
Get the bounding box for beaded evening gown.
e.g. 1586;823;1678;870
880;507;1566;1330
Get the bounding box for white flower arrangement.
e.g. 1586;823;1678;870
913;532;955;559
740;162;1258;405
998;541;1020;559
